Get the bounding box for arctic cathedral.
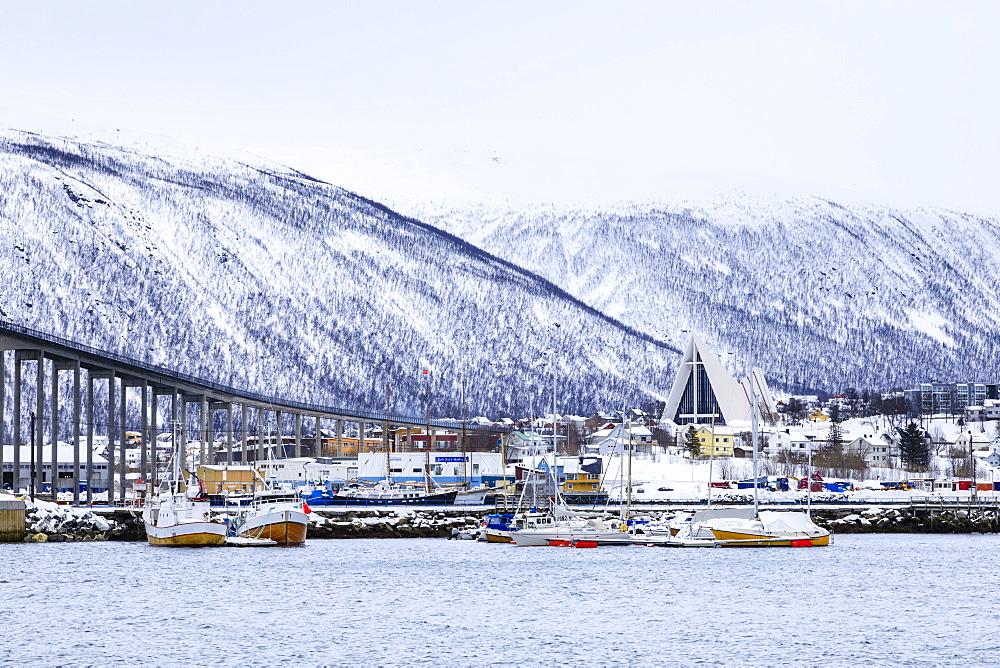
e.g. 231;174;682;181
661;333;777;426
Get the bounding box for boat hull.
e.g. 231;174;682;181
238;509;309;545
144;520;227;547
484;529;513;543
331;490;459;505
710;528;830;547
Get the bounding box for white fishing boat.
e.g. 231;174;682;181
142;464;226;548
236;489;310;545
335;480;459;504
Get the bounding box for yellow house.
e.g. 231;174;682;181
562;472;602;495
695;427;734;457
809;410;829;422
196;465;261;495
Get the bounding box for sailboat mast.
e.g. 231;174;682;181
461;378;468;489
385;383;392;485
751;381;760;519
424;371;431;495
626;412;633;522
707;411;715;510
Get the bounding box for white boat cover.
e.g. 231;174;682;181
758;511;822;534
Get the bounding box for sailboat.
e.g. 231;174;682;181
142;451;227;547
705;377;831;547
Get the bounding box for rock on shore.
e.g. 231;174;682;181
23;499;125;542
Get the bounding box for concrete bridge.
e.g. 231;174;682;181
0;319;503;503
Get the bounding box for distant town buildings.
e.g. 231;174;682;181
903;382;998;415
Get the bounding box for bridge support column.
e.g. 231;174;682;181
50;356;58;499
256;407;263;463
140;382;148;485
226;403;233;465
295;413;301;458
35;353;44;497
179;394;187;474
107;373;115;503
12;356;20;493
171;389;179;472
274;410;282;459
315;416;322;456
241;403;248;464
73;364;80;504
335;419;342;457
119;376;126;503
86;372;93;503
150;390;158;486
200;395;208;466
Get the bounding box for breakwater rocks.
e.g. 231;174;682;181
309;509;483;539
22;500;132;542
811;506;1000;534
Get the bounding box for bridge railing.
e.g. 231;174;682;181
0;318;505;433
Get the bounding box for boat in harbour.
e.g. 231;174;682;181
334;480;459;505
236;488;310;545
705;379;831;548
707;510;831;547
142;466;227;548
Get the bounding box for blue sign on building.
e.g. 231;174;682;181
435;456;468;462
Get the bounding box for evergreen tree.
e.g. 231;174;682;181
899;422;929;468
684;425;702;457
828;403;842;423
827;422;844;450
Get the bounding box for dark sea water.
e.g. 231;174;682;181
2;534;1000;666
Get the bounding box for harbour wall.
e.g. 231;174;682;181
15;504;1000;542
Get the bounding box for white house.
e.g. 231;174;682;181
767;430;816;454
847;436;895;465
585;424;654;456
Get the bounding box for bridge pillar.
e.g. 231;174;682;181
200;395;208;466
119;376;126;503
12;355;19;493
335;419;343;457
35;353;44;496
295;413;301;458
315;416;322;457
226;403;233;465
256;407;263;463
171;389;179;473
107;372;115;503
241;403;248;464
50;356;58;499
275;410;282;459
150;390;158;486
179;393;187;474
86;372;93;503
72;363;80;504
140;382;148;486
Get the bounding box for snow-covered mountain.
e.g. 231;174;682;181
0;129;677;417
406;197;1000;394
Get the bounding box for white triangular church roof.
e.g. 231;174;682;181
662;333;776;426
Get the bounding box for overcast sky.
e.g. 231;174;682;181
2;1;998;213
